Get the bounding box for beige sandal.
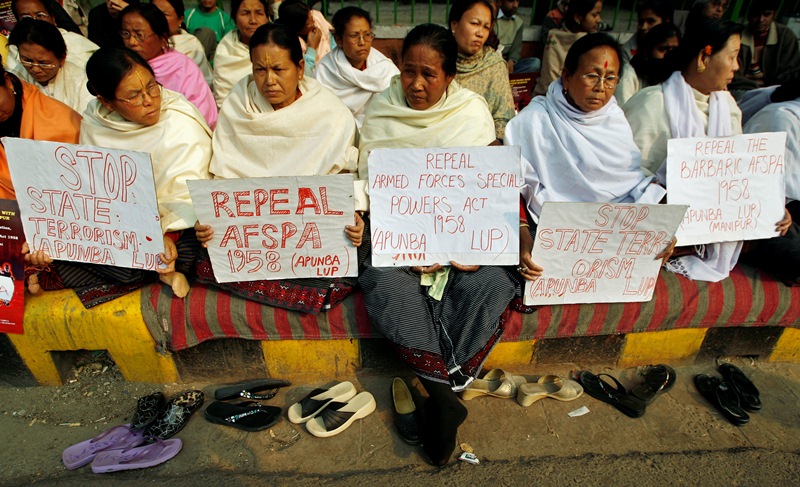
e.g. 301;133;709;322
460;369;527;401
517;375;584;407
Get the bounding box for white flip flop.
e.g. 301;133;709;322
287;381;357;424
305;392;377;438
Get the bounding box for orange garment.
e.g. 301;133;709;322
0;80;82;199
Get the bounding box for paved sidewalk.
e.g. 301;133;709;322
1;359;799;486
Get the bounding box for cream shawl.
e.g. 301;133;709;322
358;77;495;181
507;78;665;221
5;28;99;72
11;60;93;114
80;89;213;234
314;47;399;128
173;29;214;88
745;99;800;201
212;30;251;107
211;75;358;179
661;71;742;282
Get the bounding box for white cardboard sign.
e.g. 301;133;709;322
525;202;687;305
368;146;522;267
666;132;786;246
4;138;164;270
188;175;357;282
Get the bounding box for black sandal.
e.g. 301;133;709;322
203;401;282;431
214;379;291;401
631;364;676;405
144;390;204;440
694;374;750;426
718;364;761;412
578;371;647;418
131;392;165;430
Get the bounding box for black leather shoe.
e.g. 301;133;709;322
392;378;421;445
719;364;761;412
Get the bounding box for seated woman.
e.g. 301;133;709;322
120;3;217;128
615;22;681;106
24;47;213;302
315;7;398;128
358;23;534;466
278;0;335;77
449;0;515;142
213;0;269;106
152;0;213;88
507;33;667;219
7;18;93;113
624;18;798;284
0;56;81;200
9;0;99;69
195;23;363;314
533;0;603;96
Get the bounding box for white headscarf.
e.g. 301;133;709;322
314;47;399;127
662;71;742;281
507;78;665;221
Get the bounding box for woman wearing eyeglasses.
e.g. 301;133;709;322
7;18;93;113
119;3;217;128
449;0;514;142
505;34;670;263
8;0;99;69
314;7;398;128
24;47;212;302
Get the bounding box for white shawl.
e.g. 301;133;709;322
80;89;213;234
358;77;495;181
173;29;214;88
211;75;358;179
11;60;93;114
662;71;743;282
507;78;665;221
745;99;800;201
314;47;399;128
212;30;251;107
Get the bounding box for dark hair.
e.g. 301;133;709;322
159;0;186;21
748;0;780;17
332;6;371;38
402;23;458;77
85;47;154;99
8;17;67;60
669;17;743;72
631;23;681;84
231;0;269;22
638;0;674;24
277;0;309;36
565;0;601;31
249;22;303;65
120;3;171;41
563;32;624;77
447;0;495;26
11;0;83;34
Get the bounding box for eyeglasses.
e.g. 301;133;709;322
20;11;50;20
581;73;619;89
345;32;374;43
115;83;162;106
120;30;157;42
20;59;58;69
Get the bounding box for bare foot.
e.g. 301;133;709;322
27;274;44;296
159;271;190;298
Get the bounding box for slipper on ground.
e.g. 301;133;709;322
62;424;146;470
631;364;676;404
306;392;377;438
517;375;583;407
578;371;646;418
91;438;182;473
694;374;750;426
214;378;291;401
288;381;357;424
204;401;282;431
718;364;761;412
459;369;527;400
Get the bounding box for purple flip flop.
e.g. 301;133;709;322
91;438;183;473
62;424;146;470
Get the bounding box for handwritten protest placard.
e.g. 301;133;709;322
0;199;24;334
188;175;357;282
667;132;786;246
368;146;522;267
525;202;687;305
4;138;164;270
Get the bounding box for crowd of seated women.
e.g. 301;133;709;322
1;0;799;467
